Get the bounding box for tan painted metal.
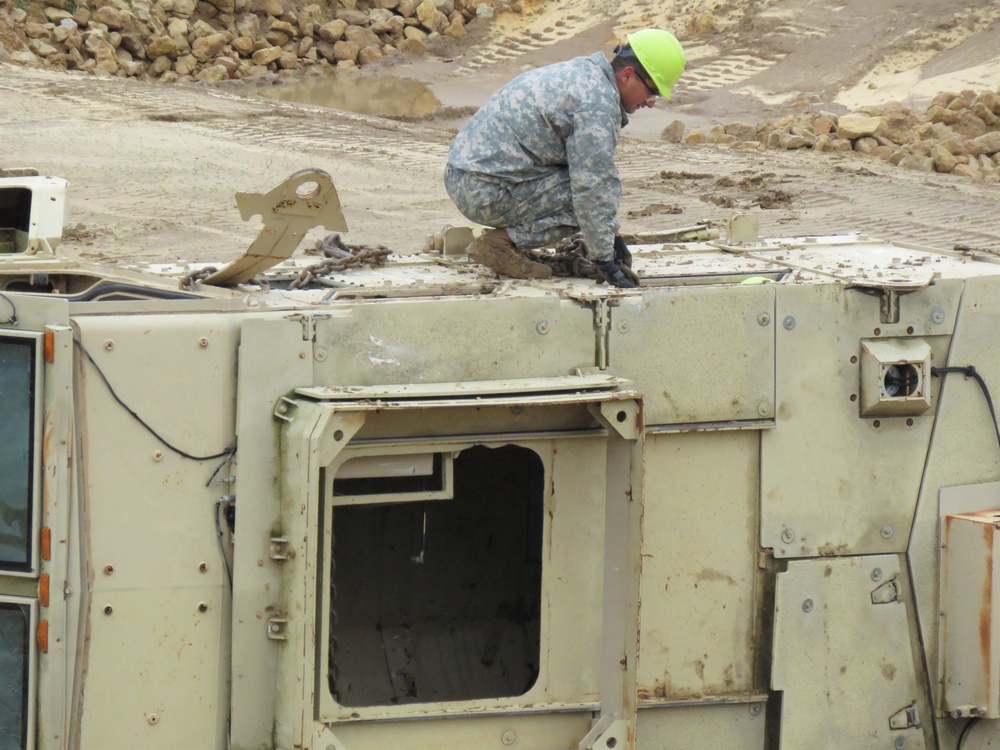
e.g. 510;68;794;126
5;172;1000;749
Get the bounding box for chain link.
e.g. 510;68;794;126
288;233;392;290
522;235;640;286
178;266;219;290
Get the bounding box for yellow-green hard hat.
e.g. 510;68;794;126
628;29;686;99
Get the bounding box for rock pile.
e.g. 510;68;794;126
665;89;1000;183
0;0;482;81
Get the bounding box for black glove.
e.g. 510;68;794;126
596;259;635;289
613;235;632;268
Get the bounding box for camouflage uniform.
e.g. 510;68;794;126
445;52;627;263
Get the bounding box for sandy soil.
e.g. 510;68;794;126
2;0;999;266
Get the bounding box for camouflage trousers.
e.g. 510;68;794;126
444;164;579;250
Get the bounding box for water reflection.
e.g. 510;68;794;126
259;76;441;118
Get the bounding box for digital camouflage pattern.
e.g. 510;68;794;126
445;52;627;262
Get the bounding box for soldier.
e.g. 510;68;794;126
444;29;686;288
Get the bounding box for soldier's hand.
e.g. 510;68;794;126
613;235;632;268
597;259;635;289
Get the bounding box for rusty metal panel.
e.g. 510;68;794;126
78;588;227;748
772;555;929;750
321;711;593;749
898;273;1000;749
761;279;962;558
638;431;759;701
635;703;766;750
939;510;1000;718
609;284;775;425
313;296;596;386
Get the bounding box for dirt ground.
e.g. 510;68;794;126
2;0;1000;265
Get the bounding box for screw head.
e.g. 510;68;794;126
931;308;945;325
198;337;209;348
501;730;516;746
536;320;550;335
871;567;883;582
146;713;159;726
617;319;631;333
758;402;771;416
314;347;328;362
103;339;114;351
894;736;906;750
757;312;771;326
781;528;795;544
749;703;764;716
802;598;814;613
103;565;114;576
783;316;796;330
880;525;894;539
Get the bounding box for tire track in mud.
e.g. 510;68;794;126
615;140;1000;251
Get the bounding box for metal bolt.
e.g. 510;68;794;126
617;320;631;334
758;402;771;416
147;713;159;725
501;730;516;746
103;565;114;576
757;312;771;326
198;602;209;613
749;703;763;716
103;339;114;351
152;450;163;462
894;736;906;750
783;316;796;330
781;528;795;544
103;605;113;615
314;347;328;362
880;525;894;539
536;320;550;335
871;567;883;582
802;599;814;613
199;562;208;573
931;308;945;325
277;403;288;414
198;337;209;348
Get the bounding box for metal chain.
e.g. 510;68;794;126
522;235;640;286
288;233;392;290
178;266;219;290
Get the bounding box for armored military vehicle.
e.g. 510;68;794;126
2;168;1000;750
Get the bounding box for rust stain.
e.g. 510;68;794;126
694;659;706;682
694;568;736;585
881;662;896;681
824;565;833;577
817;542;849;557
981;522;994;679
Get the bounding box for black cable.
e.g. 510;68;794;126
932;365;1000;452
74;337;236;461
214;498;234;591
957;717;979;749
0;290;16;325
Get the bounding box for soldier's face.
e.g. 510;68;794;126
621;67;659;114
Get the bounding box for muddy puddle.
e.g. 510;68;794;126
257;75;442;118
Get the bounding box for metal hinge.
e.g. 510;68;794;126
266;618;288;641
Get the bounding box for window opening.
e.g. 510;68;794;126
329;444;544;706
0;601;31;749
0;189;31;254
0;337;37;571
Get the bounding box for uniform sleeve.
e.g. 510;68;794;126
564;103;621;262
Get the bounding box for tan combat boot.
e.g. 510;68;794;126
467;228;552;279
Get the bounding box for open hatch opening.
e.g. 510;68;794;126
329;444;544;707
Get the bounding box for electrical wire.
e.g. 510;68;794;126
932;365;1000;452
74;337;236;461
956;717;979;749
0;290;16;325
